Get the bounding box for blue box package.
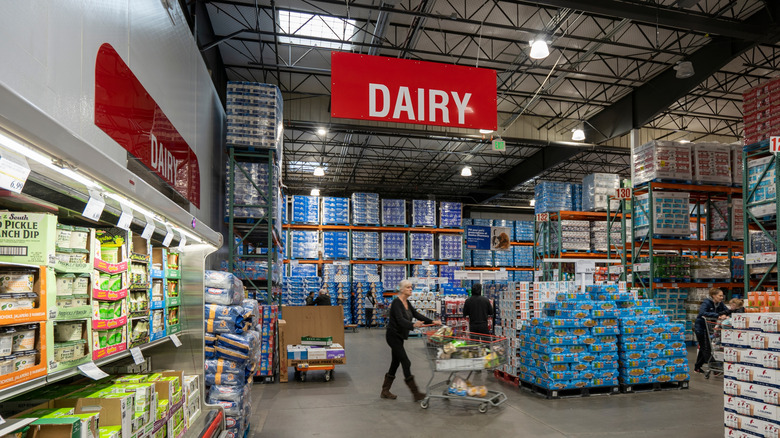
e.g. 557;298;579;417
381;199;407;226
412;200;436;227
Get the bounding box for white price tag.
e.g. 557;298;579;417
117;203;133;231
0;148;30;194
82;190;105;221
290;260;299;267
141;214;155;240
170;334;182;347
0;415;5;426
421;261;430;266
162;225;174;247
177;231;187;250
78;362;109;380
130;347;144;365
448;261;457;266
772;136;780;154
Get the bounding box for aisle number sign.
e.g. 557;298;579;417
535;213;549;222
772;136;780;154
614;188;632;200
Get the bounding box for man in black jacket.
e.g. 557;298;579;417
314;289;331;306
463;283;493;335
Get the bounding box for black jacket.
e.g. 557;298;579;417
695;298;731;334
463;295;493;328
386;298;432;340
314;294;331;306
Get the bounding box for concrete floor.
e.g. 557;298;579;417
251;329;723;438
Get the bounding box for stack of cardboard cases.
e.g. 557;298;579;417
723;313;780;437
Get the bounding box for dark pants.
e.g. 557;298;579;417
470;324;490;335
365;308;374;327
695;330;711;370
386;333;412;378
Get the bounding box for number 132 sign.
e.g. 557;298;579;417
771;136;780;154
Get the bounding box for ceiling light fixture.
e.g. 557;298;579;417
461;166;472;177
529;39;550;60
479;129;493;134
313;166;325;177
311;188;320;196
571;127;585;141
530;199;536;207
674;61;695;79
317;128;328;136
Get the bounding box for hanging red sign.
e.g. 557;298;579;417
94;43;201;208
331;52;497;130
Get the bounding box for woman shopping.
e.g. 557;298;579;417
380;279;441;401
694;287;731;374
364;290;376;328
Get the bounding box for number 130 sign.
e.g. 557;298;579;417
614;187;632;200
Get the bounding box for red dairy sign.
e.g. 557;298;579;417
94;43;200;208
330;52;497;130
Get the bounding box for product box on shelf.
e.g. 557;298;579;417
381;199;407;226
91;297;128;331
692;142;732;185
634;192;691;238
0;321;47;391
166;306;181;335
150;248;168;280
632;140;692;186
75;393;134;438
128;317;151;349
94;229;128;275
381;232;406;260
321;197;350;225
439;202;462;228
92;323;127;360
582;173;621;212
0;264;49;324
412;200;436;227
149;309;167;342
46;319;92;373
166;251;181;280
166;279;181;308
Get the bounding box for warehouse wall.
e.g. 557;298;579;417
0;0;225;231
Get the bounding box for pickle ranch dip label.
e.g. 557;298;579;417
0;212;57;265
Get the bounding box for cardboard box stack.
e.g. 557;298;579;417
321;197;349;225
534;181;573;214
286;336;345;362
381;199;406;226
322;231;349;260
351;193;380;226
412;200;436;227
517;282;620;391
225;81;282;150
632;140;693;186
634;192;691;238
722;312;780;437
742;77;780;146
550;220;590;251
439;202;462;228
582;173;621;212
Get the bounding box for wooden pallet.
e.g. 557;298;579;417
620;380;689;393
519;379;620;399
493;369;520;386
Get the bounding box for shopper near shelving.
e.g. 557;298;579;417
381;279;441;401
305;291;315;306
463;283;493;335
314;289;331;306
364;290;376;328
693;287;730;374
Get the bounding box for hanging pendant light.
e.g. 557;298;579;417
529;39;550;60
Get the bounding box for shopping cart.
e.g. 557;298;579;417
703;317;725;379
420;327;508;413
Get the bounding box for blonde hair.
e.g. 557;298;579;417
398;279;412;291
728;298;744;308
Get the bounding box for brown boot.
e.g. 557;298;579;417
404;375;426;402
380;373;397;399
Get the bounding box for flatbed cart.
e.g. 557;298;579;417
293;362;335;382
703;317;725;379
420;328;509;413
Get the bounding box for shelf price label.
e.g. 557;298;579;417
82;190;106;222
772;136;780;154
170;334;182;347
130;347;144;365
614;187;632;200
0;148;30;194
162;224;174;247
141;214;155;240
78;362;109;380
535;213;549;222
117;203;133;231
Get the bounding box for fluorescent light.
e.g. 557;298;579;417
674;61;695;79
678;139;691;143
530;199;536;206
571;128;585;141
313;166;325;177
529;39;550;59
461;166;472;177
311;188;320;196
479;129;493;134
317;128;328;136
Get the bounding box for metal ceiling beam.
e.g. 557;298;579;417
468;144;590;203
190;0;229;105
584;3;780;143
526;0;762;40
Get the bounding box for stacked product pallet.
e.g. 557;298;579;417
438;234;463;260
513;246;533;267
571;183;583;211
381;199;407;226
352;231;379;259
353;281;386;327
412;200;436;227
226;160;270;218
517;282;620;394
282;276;322;306
634;192;690;238
291;195;319;224
321;197;349;225
710;199;744;241
534;181;573;213
322;264;349;283
439;265;462;285
352;193;380;225
290;230;319;259
582;173;621;212
742;77;780;146
226;81;282;149
352;264;379;285
692;143;732;185
322;231;349;260
323;279;351;323
632;140;693;186
746;154;777;217
590;221;622;252
410;233;435;260
381;232;406;260
551;220;590;251
203;270;256;438
439;202;462;228
723;313;780;437
381;265;406;291
472;250;494;267
494;249;513;267
515;221;534;241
